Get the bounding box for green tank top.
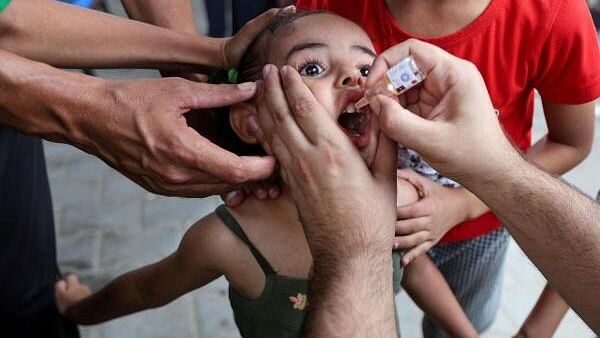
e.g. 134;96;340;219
215;205;403;338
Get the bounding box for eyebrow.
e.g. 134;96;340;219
285;42;376;62
286;42;327;62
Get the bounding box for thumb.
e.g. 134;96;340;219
373;95;433;150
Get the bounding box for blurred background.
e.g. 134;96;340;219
52;0;599;337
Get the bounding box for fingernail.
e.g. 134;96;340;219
237;82;256;91
225;191;237;204
282;5;296;13
247;115;259;133
257;189;267;199
280;65;289;79
263;64;272;78
268;187;279;198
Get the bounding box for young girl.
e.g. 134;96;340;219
55;11;478;338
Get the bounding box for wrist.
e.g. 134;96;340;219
0;52;105;145
456;187;489;221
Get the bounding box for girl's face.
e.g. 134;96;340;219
268;14;380;166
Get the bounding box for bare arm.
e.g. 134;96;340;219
0;0;224;70
460;150;600;333
395;95;596;262
0;49;275;197
120;0;197;34
59;216;225;324
370;39;600;334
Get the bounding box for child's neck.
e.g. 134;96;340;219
385;0;492;38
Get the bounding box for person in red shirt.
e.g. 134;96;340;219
297;0;600;336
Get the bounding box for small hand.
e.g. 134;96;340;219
222;179;281;207
394;169;469;265
55;274;92;316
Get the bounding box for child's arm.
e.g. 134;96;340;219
402;254;479;338
527;100;595;175
514;284;569;338
55;214;226;325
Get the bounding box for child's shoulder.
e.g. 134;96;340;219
177;208;253;271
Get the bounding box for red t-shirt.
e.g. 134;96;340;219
297;0;600;243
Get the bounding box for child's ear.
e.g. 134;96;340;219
229;102;259;144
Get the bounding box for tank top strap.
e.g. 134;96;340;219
216;205;276;275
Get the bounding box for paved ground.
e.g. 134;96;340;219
49;1;599;337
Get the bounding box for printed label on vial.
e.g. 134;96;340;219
386;57;421;93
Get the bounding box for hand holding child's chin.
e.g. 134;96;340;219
55;274;91;316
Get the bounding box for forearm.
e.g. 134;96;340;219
66;272;150;325
460;151;600;334
402;255;477;338
526;135;591;175
517;285;569;337
0;49;104;144
0;0;224;70
305;247;397;338
121;0;197;34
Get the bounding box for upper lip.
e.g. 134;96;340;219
337;90;366;118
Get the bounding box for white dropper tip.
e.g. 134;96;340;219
354;97;369;110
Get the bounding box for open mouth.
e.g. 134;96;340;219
338;103;371;148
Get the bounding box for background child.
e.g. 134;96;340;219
55;11;478;338
297;0;600;336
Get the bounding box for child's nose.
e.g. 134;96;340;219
338;70;364;88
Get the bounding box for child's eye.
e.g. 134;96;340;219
298;62;326;77
359;66;370;77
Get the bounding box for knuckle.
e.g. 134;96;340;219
292;97;313;117
273;107;289;123
225;162;248;184
160;167;190;185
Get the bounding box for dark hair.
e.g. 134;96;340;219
210;10;326;156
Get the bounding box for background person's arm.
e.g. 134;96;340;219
0;0;226;70
368;39;600;334
0;49;275;197
120;0;197;34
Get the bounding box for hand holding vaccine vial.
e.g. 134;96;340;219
354;56;426;110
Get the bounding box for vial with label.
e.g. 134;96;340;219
354;56;426;110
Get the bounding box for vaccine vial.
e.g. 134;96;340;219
355;56;426;110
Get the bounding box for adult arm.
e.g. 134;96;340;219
256;65;399;338
369;39;600;334
0;0;227;70
393;68;595;265
121;0;286;70
0;49;275;197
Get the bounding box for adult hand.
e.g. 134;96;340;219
75;78;276;197
220;6;294;69
367;39;514;182
394;168;468;264
256;64;398;337
257;64;397;251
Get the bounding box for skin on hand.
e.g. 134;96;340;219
55;274;92;316
393;168;470;264
367;39;514;182
71;77;276;197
